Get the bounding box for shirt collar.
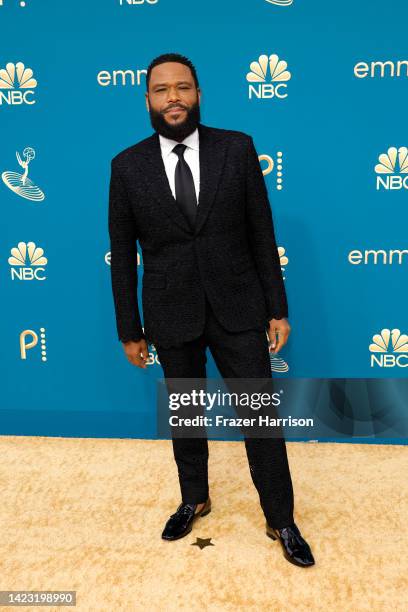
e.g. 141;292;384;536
159;127;199;158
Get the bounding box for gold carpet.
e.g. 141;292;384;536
0;435;406;612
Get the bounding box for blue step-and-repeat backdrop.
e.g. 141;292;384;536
1;0;407;443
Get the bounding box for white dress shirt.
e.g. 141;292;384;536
158;127;200;203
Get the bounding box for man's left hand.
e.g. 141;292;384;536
267;318;291;354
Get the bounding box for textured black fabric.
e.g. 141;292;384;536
108;122;288;346
155;294;294;529
173;143;197;230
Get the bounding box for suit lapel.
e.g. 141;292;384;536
195;123;228;234
135;123;227;235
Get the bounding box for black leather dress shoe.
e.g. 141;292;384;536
161;497;211;540
266;522;315;567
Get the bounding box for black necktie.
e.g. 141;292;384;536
172;143;197;230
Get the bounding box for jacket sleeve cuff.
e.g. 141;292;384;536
119;331;146;343
266;311;288;322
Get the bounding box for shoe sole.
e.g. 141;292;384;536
266;531;315;568
162;506;211;541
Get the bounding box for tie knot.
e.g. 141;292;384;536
172;143;187;158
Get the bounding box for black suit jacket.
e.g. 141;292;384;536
108;122;288;348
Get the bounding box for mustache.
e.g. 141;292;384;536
164;104;187;112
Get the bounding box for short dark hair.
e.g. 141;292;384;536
146;52;199;92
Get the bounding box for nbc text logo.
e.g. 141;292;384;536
375;147;408;190
0;62;37;105
8;242;48;281
369;328;408;368
246;54;291;100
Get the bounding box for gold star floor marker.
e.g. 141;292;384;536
191;537;214;550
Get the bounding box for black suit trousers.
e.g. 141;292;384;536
154;294;295;529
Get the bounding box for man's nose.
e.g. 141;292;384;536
167;87;180;101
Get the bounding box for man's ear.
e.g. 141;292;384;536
145;92;150;112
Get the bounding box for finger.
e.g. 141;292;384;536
271;331;286;353
273;340;283;353
268;331;278;351
129;354;147;368
273;330;282;353
136;354;147;368
267;333;275;351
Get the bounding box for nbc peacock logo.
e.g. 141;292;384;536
246;54;291;100
8;241;48;281
2;147;45;201
0;62;37;105
375;147;408;191
369;328;408;368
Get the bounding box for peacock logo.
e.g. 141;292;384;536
369;329;408;368
246;54;291;100
0;62;37;105
8;242;48;281
375;147;408;190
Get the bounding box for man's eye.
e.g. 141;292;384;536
154;85;190;92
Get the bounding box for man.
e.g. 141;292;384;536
108;52;315;568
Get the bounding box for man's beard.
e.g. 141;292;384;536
148;100;201;142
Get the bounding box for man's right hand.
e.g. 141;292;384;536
122;339;149;368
